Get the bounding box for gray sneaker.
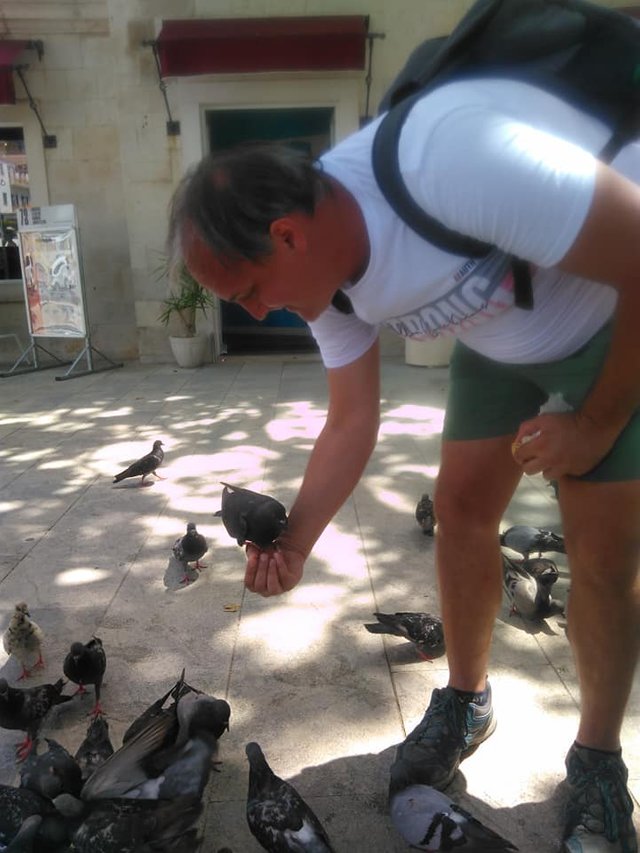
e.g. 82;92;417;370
563;742;638;853
389;682;496;795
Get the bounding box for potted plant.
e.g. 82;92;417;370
158;260;214;368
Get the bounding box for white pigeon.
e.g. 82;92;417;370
501;555;563;620
2;603;45;680
390;784;518;851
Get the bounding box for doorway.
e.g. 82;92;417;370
205;106;333;355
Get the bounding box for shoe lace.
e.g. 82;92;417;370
566;758;635;851
414;689;468;749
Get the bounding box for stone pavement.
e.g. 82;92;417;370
0;355;638;852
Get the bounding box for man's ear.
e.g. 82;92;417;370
270;217;308;252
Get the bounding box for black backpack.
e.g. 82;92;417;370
364;0;640;312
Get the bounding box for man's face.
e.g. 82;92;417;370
184;222;331;323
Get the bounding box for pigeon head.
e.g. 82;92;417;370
15;601;30;615
245;741;269;770
186;522;197;532
153;440;164;450
69;641;85;658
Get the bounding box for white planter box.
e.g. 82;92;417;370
405;336;454;367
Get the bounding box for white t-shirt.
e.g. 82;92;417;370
311;78;640;369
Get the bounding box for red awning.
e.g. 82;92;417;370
156;16;369;77
0;40;28;104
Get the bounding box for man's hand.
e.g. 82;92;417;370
512;411;620;479
244;541;306;597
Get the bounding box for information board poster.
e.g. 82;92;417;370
18;205;86;338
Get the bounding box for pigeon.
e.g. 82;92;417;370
364;612;445;660
415;494;436;536
112;439;164;486
52;792;202;853
245;741;336;852
172;522;208;584
0;814;42;852
81;689;230;801
0;784;70;853
62;637;107;717
121;669;198;744
499;525;565;559
19;738;83;800
74;716;115;782
390;784;519;851
214;482;288;548
0;677;73;761
501;555;564;620
2;603;45;680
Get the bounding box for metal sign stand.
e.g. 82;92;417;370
1;204;123;380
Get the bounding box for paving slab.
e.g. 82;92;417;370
0;356;638;852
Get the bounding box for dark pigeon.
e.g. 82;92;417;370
214;482;288;548
0;677;72;761
364;612;445;660
1;814;42;852
390;784;518;851
74;716;115;782
0;784;66;852
112;439;164;486
81;689;230;801
63;637;107;718
172;522;209;584
499;525;565;560
502;555;564;620
415;494;436;536
245;741;336;852
52;792;202;853
19;738;82;799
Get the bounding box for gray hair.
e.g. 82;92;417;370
166;142;333;271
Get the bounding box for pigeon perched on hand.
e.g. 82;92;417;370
499;525;565;559
74;715;115;782
415;494;436;536
0;677;72;761
112;439;164;486
62;637;107;718
364;612;445;661
52;792;202;853
501;555;564;620
214;482;288;548
172;522;208;584
245;741;336;852
390;784;518;851
19;738;82;800
2;603;45;680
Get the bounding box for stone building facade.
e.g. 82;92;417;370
0;0;633;365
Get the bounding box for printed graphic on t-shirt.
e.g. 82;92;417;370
384;251;515;339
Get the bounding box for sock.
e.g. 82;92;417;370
574;741;622;758
453;685;490;706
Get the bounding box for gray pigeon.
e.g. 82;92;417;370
245;741;336;852
63;637;107;718
214;482;288;548
0;677;73;761
172;522;208;584
364;612;445;660
74;716;115;782
2;603;45;681
81;689;230;801
502;555;564;620
113;439;164;486
415;494;436;536
19;738;82;799
121;669;197;745
499;525;565;559
390;784;519;851
52;792;202;853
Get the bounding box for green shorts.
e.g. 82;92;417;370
443;323;640;482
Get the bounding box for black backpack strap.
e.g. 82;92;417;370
372;90;534;310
